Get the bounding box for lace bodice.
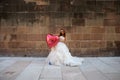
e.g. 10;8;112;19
59;36;65;42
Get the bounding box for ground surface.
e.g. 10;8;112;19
0;57;120;80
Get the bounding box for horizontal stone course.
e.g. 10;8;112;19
0;0;120;56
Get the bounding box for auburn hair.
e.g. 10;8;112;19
59;29;66;37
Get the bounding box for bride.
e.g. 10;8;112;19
46;29;84;66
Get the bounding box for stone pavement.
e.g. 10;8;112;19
0;57;120;80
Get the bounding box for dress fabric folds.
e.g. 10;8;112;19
46;35;84;66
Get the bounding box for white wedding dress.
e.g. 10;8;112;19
47;36;84;66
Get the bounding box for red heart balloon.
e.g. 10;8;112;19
46;34;59;48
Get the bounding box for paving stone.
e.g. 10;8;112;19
32;58;46;66
80;59;109;80
105;73;120;80
81;71;109;80
0;60;16;72
40;78;62;80
15;63;43;80
98;58;120;72
40;65;62;79
98;57;120;64
62;67;86;80
0;57;120;80
0;61;31;80
88;58;119;73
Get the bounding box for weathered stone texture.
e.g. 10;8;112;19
0;0;120;56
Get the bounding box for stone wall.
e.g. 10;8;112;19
0;0;120;57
